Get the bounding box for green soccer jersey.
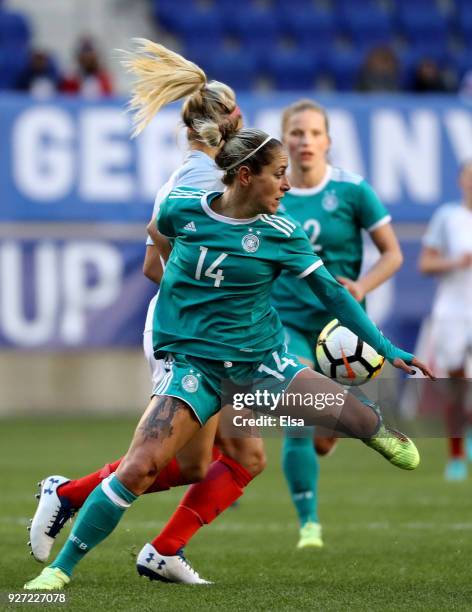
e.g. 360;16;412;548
153;187;323;362
271;165;391;334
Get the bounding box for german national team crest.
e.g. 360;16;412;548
322;190;338;212
242;233;260;253
181;374;199;393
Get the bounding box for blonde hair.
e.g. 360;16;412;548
281;98;330;136
121;38;238;138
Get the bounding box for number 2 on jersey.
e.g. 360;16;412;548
195;246;228;287
303;219;322;252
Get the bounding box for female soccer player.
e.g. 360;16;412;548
419;160;472;481
272;99;403;548
24;119;433;590
28;40;267;584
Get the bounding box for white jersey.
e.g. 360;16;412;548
145;150;223;246
423;202;472;319
143;149;223;340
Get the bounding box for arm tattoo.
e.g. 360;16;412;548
139;396;186;441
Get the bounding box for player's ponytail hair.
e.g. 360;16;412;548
215;128;282;185
192;114;241;148
121;38;239;139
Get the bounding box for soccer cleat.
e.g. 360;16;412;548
29;476;75;563
363;426;420;470
296;522;323;549
444;459;467;481
23;567;70;590
136;543;212;584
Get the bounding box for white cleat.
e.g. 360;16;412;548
136;543;212;585
29;475;74;563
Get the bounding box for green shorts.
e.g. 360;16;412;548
152;346;307;425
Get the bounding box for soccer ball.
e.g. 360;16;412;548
316;319;385;386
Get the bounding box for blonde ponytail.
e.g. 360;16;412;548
121;38;207;136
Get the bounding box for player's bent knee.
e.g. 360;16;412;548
117;448;166;494
234;448;267;477
252;448;267;476
179;459;211;483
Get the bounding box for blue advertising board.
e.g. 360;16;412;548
1;93;472;222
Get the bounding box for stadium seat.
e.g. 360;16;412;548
324;48;364;91
148;0;462;92
265;48;320;91
217;0;252;12
281;7;337;51
183;41;219;69
152;0;185;29
393;0;438;9
157;6;223;43
206;49;258;91
0;46;29;89
0;9;31;50
455;49;472;79
455;2;472;39
397;5;450;48
224;6;280;42
409;38;449;63
339;3;394;48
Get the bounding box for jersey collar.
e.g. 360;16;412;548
201;192;261;225
287;165;332;196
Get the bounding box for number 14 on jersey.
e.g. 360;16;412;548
195;246;228;287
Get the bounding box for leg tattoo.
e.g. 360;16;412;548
139;396;187;441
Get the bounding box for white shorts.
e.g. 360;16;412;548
143;293;166;388
431;316;472;372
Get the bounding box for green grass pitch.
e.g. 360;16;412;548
1;416;471;611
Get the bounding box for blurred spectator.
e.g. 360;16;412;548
60;37;113;98
356;46;400;92
411;58;448;93
15;49;61;98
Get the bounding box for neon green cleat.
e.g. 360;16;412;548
296;522;323;549
24;567;70;591
364;425;420;470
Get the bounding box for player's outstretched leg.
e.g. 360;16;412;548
282;369;420;470
282;430;322;549
23;396;200;590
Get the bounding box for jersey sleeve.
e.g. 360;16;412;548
277;223;324;278
305;265;413;364
146;178;175;246
155;192;178;239
356;180;392;233
147;162;223;246
422;206;449;251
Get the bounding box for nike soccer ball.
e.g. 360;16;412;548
316;319;385;386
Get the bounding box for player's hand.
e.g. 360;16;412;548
456;253;472;269
392;356;436;379
336;276;365;301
